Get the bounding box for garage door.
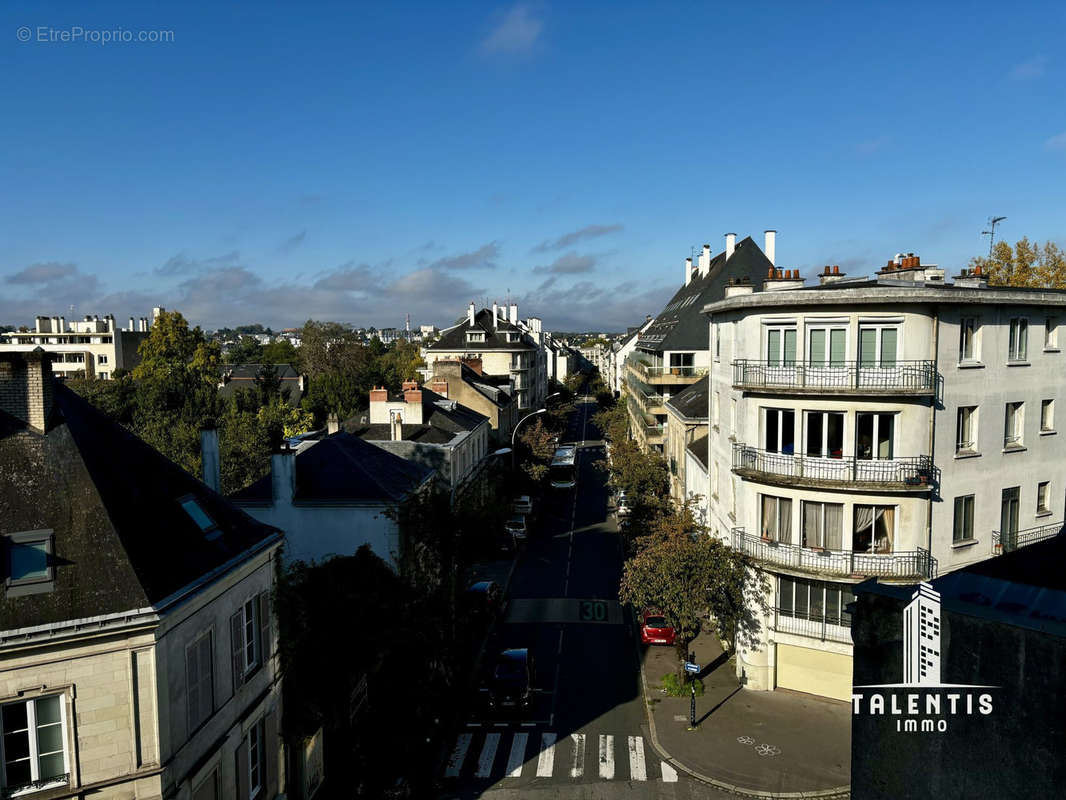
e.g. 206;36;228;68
776;643;852;701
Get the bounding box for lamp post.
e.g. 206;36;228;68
510;393;562;472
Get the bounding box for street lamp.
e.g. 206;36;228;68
511;408;547;472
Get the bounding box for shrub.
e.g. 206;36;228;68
661;672;704;697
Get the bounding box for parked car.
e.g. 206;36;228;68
487;648;536;711
512;495;533;515
640;609;676;646
616;491;631;517
464;580;504;623
504;514;528;541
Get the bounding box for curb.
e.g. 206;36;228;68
633;631;851;799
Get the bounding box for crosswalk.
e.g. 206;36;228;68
445;731;678;783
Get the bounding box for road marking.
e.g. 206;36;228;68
536;733;556;777
493;722;509;727
445;733;472;777
598;734;615;779
569;733;586;778
627;735;647;781
661;761;678;782
475;733;500;777
505;732;527;778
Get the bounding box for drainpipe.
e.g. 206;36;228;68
926;307;939;576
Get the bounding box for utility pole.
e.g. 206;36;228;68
981;216;1007;259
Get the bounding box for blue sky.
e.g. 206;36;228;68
3;1;1065;332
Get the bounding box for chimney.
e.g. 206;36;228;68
0;349;54;432
764;230;776;267
819;265;848;285
763;268;806;292
468;302;476;326
509;304;518;325
200;424;221;492
684;257;694;286
461;357;483;375
403;387;422;406
59;316;66;333
431;378;449;398
402;380;419;392
271;445;296;505
724;277;754;298
725;233;736;260
389;410;403;441
152;306;163;320
369;386;388;404
129;316;135;332
492;302;498;329
327;412;340;435
699;244;711;277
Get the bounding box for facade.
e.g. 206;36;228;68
422;304;546;412
664;376;709;505
0;310;159;380
703;253;1066;702
228;433;434;567
685;435;710;527
0;351;285;800
609;317;654;397
625;232;775;453
423;359;518;445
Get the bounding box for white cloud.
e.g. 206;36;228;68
1045;131;1066;152
532;252;597;274
481;4;543;55
532;223;623;252
277;230;307;255
1010;55;1047;80
427;241;501;270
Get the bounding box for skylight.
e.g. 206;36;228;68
181;497;222;540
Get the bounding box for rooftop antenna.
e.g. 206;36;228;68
981;216;1007;259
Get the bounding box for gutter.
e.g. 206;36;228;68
927;307;939;571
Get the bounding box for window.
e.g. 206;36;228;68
0;695;68;792
97;372;109;380
1004;402;1024;448
959;317;978;361
1045;318;1058;349
231;593;270;690
1037;482;1051;515
801;501;843;549
763;408;795;454
953;495;975;543
807;325;846;367
778;576;854;627
3;530;54;596
466;331;485;343
1008;318;1028;361
1001;487;1020;536
98;354;108;364
853;505;895;553
714;323;720;361
186;631;215;733
246;718;265;798
766;327;797;366
761;495;792;544
804;411;844;458
1041;399;1055;432
856;412;894;460
858;325;898;368
956;406;977;453
181;497;220;540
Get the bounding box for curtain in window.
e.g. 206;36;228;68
767;329;781;365
825;503;843;550
783;330;797;365
859;328;877;367
809;329;826;364
880;328;897;366
829;329;846;366
853;504;875;551
778;498;793;544
875;506;895;553
803;501;822;547
762;495;776;538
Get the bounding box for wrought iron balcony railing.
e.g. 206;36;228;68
732;359;937;395
773;607;854;644
731;527;936;580
991;522;1062;554
1;774;70;799
731;443;934;490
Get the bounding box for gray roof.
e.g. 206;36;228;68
664;376;708;421
638;236;773;353
343;389;488;445
219;363;303;402
428;309;537;353
686;434;709;471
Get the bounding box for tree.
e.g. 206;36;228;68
65;373;137;424
969;237;1066;289
224;335;264;364
261;338;298;365
378;339;426;392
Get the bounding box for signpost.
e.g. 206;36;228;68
684;660;700;729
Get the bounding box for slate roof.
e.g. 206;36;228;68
664;376;709;421
428;309;537;353
219;363;303;401
230;432;434;504
343;389;488;446
0;383;281;631
686;434;709;471
638;236;773;352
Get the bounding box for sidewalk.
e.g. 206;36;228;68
640;628;851;798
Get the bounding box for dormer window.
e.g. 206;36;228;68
180;496;222;541
466;331;485;343
3;530;55;596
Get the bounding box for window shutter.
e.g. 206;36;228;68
829;329;845;366
264;710;280;797
231;612;244;692
259;592;271;669
880;328;897;366
808;330;826;365
1019;320;1028;359
200;633;214;722
767;329;781;365
783;329;797;365
187;644;200;731
236;739;249;800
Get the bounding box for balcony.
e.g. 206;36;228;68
626;360;708;386
773;608;853;644
732;360;937;396
731;527;936;580
991;522;1062;554
636;389;666;414
731;443;934;492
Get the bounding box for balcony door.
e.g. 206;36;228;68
765;327;797;387
1000;486;1020;549
806;325;848;388
804;411;848;480
853;504;895;554
858;324;899;388
764;409;795;455
855;412;896;482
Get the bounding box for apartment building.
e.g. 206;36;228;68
0;310;159;380
625;232;775;453
422;303;546;412
609;317;654;397
702;254;1066;701
664;376;709;506
1;350;284;800
422;359;518;445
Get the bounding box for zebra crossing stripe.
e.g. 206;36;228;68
598;734;615;779
475;733;500;778
445;733;472;778
569;733;586;778
536;733;556;777
661;761;678;783
505;733;527;778
627;735;647;781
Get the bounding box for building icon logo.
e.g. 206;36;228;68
903;583;942;685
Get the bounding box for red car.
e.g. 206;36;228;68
640;609;676;645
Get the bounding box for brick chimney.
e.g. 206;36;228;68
461;357;483;375
403;387;422;406
431;378;449;397
818;265;848;285
369;386;388;404
401;380;419;392
0;349;55;433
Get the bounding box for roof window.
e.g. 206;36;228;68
180;497;222;541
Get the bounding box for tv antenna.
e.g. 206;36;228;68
981;216;1007;258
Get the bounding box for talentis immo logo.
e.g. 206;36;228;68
852;582;998;734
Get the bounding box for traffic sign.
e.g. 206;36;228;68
684;662;700;674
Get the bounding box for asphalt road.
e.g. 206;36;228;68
439;398;736;800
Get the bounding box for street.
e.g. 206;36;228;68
439;398;737;799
